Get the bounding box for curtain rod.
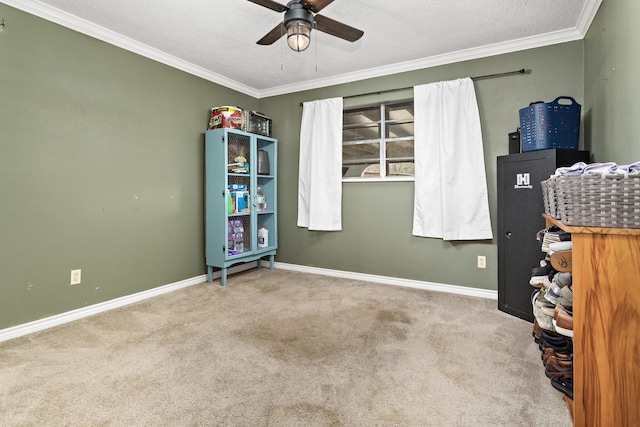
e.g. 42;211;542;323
299;68;531;106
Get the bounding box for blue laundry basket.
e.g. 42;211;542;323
519;96;581;152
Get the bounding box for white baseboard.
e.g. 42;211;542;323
0;261;496;344
0;261;268;344
274;262;498;300
0;274;204;344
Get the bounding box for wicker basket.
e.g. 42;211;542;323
556;174;640;228
541;178;561;219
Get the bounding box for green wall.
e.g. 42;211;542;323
0;4;257;329
260;42;585;291
584;0;640;162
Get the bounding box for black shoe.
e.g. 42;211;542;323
551;376;574;400
539;330;570;345
539;332;573;353
530;263;554;287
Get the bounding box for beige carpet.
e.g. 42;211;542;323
0;269;572;426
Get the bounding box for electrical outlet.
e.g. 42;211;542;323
70;269;82;285
477;256;486;269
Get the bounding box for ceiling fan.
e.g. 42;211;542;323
247;0;364;52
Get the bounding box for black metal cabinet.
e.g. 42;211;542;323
497;149;589;322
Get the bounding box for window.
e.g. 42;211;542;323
342;101;414;180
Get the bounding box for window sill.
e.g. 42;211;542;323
342;176;415;183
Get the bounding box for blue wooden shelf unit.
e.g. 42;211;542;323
205;129;278;286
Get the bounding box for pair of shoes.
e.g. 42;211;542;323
538;330;572;354
545;355;573;379
530;263;553;287
553;304;574;338
542;347;572;364
551;377;574;400
542;271;571;303
539;328;568;344
533;301;554;331
535;290;556;317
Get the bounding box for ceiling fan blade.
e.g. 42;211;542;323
314;14;363;42
301;0;335;13
247;0;288;13
257;22;285;45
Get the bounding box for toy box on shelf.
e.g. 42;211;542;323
208;106;244;130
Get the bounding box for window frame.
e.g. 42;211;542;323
342;100;415;183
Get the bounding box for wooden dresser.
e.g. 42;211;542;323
544;214;640;426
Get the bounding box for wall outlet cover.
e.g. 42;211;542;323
477;256;487;269
70;269;82;285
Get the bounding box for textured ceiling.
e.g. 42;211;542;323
4;0;601;97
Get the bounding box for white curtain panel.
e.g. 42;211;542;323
297;97;343;231
412;78;493;240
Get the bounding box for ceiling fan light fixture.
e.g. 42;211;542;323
250;0;364;49
286;21;311;51
284;3;314;52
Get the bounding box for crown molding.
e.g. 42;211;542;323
257;0;603;97
257;28;585;98
576;0;603;37
3;0;602;99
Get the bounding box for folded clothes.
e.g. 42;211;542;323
554;162;587;176
617;161;640;175
553;161;640;176
582;162;618;175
